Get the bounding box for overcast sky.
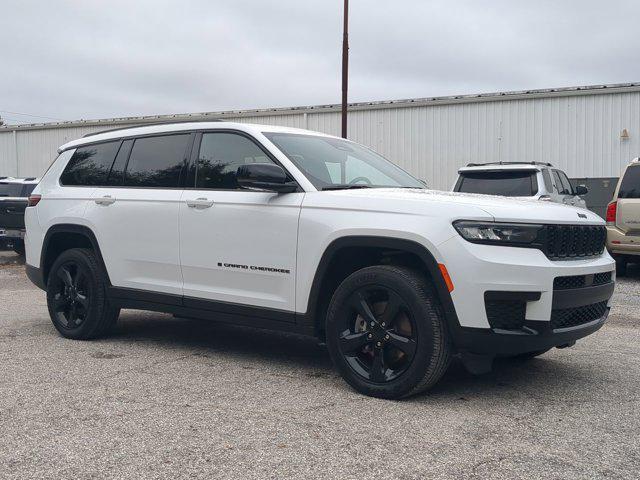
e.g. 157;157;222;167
1;0;640;124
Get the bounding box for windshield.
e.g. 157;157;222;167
263;133;424;190
456;171;538;197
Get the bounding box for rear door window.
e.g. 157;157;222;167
124;134;191;188
59;141;121;186
618;165;640;198
456;171;538;196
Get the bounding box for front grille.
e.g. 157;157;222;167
553;271;613;290
543;225;606;260
485;300;526;330
550;301;608;329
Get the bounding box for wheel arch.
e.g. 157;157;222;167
41;224;110;286
301;236;460;339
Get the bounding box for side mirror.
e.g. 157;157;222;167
237;163;297;193
575;185;588;196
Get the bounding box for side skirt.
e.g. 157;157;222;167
107;287;315;336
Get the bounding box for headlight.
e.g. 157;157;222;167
453;221;543;246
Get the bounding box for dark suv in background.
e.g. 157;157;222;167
0;177;39;256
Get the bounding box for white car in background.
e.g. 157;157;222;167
453;162;588;209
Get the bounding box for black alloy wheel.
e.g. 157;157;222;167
339;286;417;383
326;265;451;399
46;248;119;339
50;261;91;329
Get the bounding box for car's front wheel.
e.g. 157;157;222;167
46;248;119;339
326;265;451;399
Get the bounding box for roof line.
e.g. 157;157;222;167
2;82;639;132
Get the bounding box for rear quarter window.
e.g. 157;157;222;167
618;165;640;198
60;141;121;186
456;171;538;196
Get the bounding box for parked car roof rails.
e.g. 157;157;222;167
465;161;554;167
82;119;226;138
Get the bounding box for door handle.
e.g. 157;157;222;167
95;195;116;206
186;197;214;209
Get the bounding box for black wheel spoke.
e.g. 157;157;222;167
69;303;78;324
387;331;417;357
75;293;89;310
57;267;73;287
350;291;377;324
370;349;386;382
74;271;86;289
339;331;371;354
379;291;403;326
52;293;69;312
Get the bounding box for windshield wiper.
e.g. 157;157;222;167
322;184;373;191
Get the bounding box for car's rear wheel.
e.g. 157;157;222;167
326;265;451;399
46;248;119;339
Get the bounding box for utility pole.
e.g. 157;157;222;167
341;0;349;138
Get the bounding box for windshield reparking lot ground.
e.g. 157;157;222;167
0;255;638;479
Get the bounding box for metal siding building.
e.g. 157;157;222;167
1;83;638;191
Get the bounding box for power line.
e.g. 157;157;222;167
0;110;66;121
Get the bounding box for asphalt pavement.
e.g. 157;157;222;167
0;254;638;479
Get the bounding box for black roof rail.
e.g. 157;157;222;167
23;177;37;181
465;161;553;167
83;118;225;138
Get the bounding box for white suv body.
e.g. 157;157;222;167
454;163;588;209
24;122;615;398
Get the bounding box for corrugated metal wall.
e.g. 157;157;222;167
1;89;638;189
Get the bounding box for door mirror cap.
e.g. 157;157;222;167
236;163;297;193
575;185;588;196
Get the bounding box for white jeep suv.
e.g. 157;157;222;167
24;122;615;399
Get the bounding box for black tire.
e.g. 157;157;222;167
615;257;627;276
326;265;451;399
46;248;119;339
12;240;25;256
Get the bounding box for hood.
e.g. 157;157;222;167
316;188;604;225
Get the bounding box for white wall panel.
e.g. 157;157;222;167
1;89;639;188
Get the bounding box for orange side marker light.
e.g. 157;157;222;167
438;263;454;292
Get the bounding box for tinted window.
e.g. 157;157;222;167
196;133;275;190
457;171;538;196
619;165;640;199
124;135;190;188
60;141;120;186
21;184;37;196
0;183;23;197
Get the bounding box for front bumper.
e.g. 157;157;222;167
437;234;615;355
454;309;609;356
